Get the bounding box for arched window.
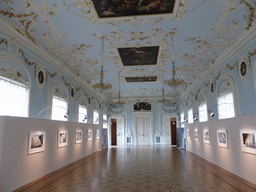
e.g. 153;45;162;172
180;106;185;128
93;110;99;124
48;81;68;121
77;96;88;123
198;93;208;122
92;100;100;124
0;60;30;117
217;76;236;119
188;100;194;124
103;114;107;128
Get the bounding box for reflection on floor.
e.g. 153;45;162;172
41;146;241;192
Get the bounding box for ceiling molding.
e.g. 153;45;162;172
181;23;256;97
0;16;107;101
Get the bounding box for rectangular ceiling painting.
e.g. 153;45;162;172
92;0;176;18
125;76;158;83
118;46;159;66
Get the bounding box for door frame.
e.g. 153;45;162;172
133;112;153;145
108;115;125;146
162;114;178;145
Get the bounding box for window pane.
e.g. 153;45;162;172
0;77;29;117
218;92;235;119
93;111;99;124
180;112;184;128
52;95;68;121
79;105;87;123
199;102;208;122
188;108;193;124
103;114;107;128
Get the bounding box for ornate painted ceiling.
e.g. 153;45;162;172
0;0;255;99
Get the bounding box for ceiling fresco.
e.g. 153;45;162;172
0;0;255;99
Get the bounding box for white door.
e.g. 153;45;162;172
134;115;152;145
163;116;171;144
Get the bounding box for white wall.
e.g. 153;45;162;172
0;116;102;192
186;115;256;185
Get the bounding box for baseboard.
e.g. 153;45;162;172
186;151;256;192
14;149;108;192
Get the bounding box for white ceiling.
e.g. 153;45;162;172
0;0;253;99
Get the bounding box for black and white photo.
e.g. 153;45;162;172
28;131;46;154
203;129;210;144
96;129;100;140
187;129;191;140
88;129;93;141
76;130;82;144
194;128;199;142
217;129;228;148
58;130;68;148
240;130;256;154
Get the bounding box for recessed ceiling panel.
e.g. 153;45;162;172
92;0;176;18
118;46;159;66
125;76;158;83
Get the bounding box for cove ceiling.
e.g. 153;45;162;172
0;0;254;99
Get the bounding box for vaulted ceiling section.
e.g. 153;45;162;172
0;0;255;99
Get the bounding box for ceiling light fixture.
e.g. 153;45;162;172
164;32;186;89
158;70;170;103
113;71;125;105
91;36;112;93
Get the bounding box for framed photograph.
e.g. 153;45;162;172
88;129;93;141
203;129;210;144
187;129;191;140
76;130;82;144
194;128;199;142
58;130;68;148
96;129;100;140
217;129;228;148
28;131;46;155
240;130;256;154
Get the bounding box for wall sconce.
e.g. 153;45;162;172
184;119;188;122
82;116;87;122
208;110;214;117
194;117;198;121
178;120;181;123
64;111;69;118
95;118;99;123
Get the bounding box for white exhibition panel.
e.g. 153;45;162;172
0;116;102;192
186;114;256;185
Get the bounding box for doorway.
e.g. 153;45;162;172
171;118;177;145
111;119;117;145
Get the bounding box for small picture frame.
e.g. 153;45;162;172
28;131;46;155
35;68;46;88
217;129;228;148
238;59;249;79
210;81;214;94
96;129;100;140
187;129;191;140
58;130;68;148
70;87;75;98
194;128;199;142
76;130;82;144
88;129;93;141
203;129;210;144
240;130;256;154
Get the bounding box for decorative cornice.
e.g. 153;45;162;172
0;16;107;101
181;23;256;97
